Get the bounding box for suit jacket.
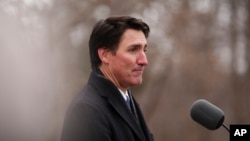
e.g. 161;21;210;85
60;70;154;141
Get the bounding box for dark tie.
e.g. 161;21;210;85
126;95;139;123
126;95;132;112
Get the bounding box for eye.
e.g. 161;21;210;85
128;47;138;52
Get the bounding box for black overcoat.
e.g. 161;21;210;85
60;70;154;141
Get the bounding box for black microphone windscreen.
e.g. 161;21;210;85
190;99;225;130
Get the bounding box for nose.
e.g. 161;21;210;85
137;51;148;66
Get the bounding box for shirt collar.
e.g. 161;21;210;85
118;89;129;101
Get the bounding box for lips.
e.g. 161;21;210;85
132;67;144;75
133;68;143;71
133;66;144;71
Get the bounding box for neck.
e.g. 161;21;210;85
99;66;127;92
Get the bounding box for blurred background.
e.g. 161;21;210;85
0;0;249;141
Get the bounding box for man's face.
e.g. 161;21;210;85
107;29;148;89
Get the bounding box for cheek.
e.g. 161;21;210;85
114;54;133;67
110;56;134;77
119;56;135;70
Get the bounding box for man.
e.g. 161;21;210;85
60;16;154;141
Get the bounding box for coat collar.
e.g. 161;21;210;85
88;69;146;141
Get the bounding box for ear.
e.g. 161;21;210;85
98;48;109;64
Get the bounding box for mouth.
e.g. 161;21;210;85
132;67;144;74
133;66;143;71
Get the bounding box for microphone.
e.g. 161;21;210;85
190;99;229;131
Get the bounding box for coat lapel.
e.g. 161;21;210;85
107;95;146;141
88;70;146;141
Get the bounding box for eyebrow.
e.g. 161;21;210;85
129;43;147;49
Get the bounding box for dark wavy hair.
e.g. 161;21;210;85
88;16;150;70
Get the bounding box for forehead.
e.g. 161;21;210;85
119;29;147;47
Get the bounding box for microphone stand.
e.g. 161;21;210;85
222;123;230;133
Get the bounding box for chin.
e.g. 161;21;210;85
130;79;143;86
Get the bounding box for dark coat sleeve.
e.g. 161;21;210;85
60;103;112;141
